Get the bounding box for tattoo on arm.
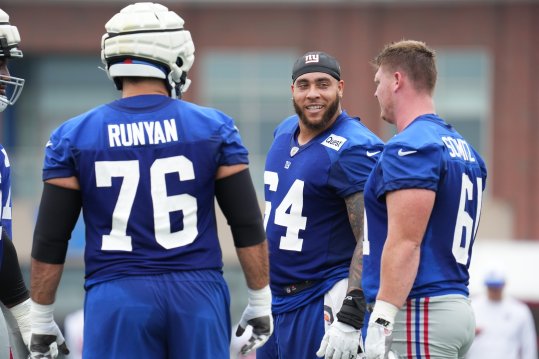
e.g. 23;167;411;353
345;192;365;292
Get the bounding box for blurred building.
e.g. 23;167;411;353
1;0;538;339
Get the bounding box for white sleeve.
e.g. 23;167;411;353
520;304;538;359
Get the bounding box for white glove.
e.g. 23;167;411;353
29;300;69;359
365;300;398;359
316;320;364;359
230;322;253;359
235;285;273;355
9;298;31;347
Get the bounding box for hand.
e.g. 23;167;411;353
235;285;273;355
29;301;69;359
316;320;363;359
364;318;392;359
364;300;398;359
9;298;31;347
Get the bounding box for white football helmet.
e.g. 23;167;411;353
0;8;24;112
101;2;195;98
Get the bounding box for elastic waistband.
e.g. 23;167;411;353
366;294;469;312
281;280;319;296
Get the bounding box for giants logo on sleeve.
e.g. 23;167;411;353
321;134;347;151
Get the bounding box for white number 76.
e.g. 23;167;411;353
95;156;198;251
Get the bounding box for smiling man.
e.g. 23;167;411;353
257;51;383;359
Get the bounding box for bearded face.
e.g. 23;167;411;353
293;92;340;132
291;72;342;133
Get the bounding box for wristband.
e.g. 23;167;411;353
10;298;31;330
336;289;366;330
30;300;55;327
371;300;399;327
247;285;271;308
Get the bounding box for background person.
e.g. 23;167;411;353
467;270;538;359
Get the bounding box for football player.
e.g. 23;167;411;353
259;51;384;359
28;3;272;358
0;8;35;359
362;39;487;359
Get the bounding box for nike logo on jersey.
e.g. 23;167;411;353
398;149;417;156
321;134;347;151
45;140;53;148
366;150;381;157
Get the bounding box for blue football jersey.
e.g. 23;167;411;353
0;145;13;268
42;95;249;287
264;111;383;308
363;114;487;303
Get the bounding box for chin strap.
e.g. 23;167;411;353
168;71;191;99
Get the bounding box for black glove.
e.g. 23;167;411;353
336;289;367;330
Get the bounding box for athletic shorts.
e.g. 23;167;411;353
257;279;348;359
83;270;231;359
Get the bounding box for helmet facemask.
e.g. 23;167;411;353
0;72;24;112
0;9;25;112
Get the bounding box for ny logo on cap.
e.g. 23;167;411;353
305;54;319;64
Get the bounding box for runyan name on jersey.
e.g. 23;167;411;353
442;136;476;163
107;118;178;147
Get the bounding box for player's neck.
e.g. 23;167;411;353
395;93;435;132
297;119;333;145
296;109;341;145
121;80;169;98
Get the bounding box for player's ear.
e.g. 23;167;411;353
393;71;403;92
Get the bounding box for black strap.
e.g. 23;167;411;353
336;289;366;330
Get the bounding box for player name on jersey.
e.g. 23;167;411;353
107;118;178;147
442;136;476;163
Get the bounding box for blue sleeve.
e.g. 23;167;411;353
375;142;443;198
42;127;78;180
328;145;378;198
0;147;12;239
217;116;249;166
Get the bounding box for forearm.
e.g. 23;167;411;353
377;238;420;308
347;242;363;292
236;241;269;290
30;258;64;305
28;259;70;356
344;192;364;292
